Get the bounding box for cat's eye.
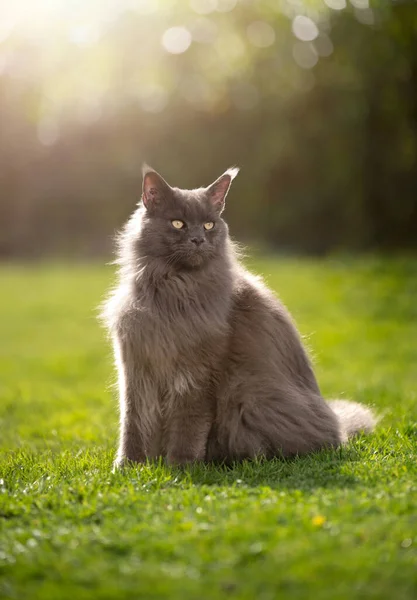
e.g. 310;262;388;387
171;220;185;229
204;222;214;230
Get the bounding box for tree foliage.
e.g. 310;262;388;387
0;0;416;256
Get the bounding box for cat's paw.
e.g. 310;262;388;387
112;457;128;472
112;456;144;472
166;453;199;467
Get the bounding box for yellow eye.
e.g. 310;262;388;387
204;222;214;230
171;220;184;229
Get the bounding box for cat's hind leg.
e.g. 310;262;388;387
214;386;342;462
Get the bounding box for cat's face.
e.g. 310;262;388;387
137;166;238;269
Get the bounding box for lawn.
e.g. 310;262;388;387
1;257;416;600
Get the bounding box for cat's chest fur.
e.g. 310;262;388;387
122;269;231;384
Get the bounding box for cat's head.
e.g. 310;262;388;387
136;165;238;269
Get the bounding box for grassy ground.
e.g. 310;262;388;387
1;257;416;599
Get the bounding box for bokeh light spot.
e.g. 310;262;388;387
355;8;374;25
130;0;159;14
37;118;59;147
292;16;319;42
247;21;275;49
324;0;347;10
314;34;334;57
162;27;192;54
190;0;217;15
293;42;318;69
216;0;237;12
189;17;218;44
350;0;369;8
138;84;168;113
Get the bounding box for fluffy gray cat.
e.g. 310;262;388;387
102;165;376;467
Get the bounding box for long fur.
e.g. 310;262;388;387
328;400;377;443
101;166;376;467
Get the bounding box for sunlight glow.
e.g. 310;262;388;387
0;0;347;132
69;23;101;47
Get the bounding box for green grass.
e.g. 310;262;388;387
1;257;417;599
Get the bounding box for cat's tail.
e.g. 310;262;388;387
328;400;378;442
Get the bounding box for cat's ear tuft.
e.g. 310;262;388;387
141;164;172;210
206;167;239;213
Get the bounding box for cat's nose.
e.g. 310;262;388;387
190;237;206;246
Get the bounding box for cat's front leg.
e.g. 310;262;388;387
165;394;213;466
114;408;147;468
113;336;159;469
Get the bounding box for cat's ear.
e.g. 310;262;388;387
206;167;239;213
141;164;172;211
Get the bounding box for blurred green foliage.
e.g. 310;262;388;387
0;0;416;257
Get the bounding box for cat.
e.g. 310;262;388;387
101;164;376;467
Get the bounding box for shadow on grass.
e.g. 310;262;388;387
3;438;375;495
116;443;367;493
185;451;360;491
